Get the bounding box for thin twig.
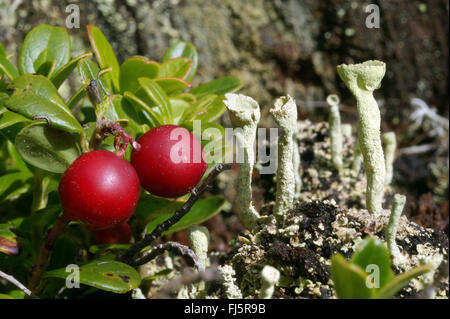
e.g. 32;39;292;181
136;242;202;270
28;214;69;294
118;163;232;266
0;270;39;299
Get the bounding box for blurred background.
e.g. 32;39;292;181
1;0;448;245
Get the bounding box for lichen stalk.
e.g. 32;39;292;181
223;93;261;229
382;132;397;185
386;194;407;267
337;60;386;214
270;95;297;222
259;265;280;299
326;94;343;172
186;225;210;270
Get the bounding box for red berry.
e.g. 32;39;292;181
131;125;208;198
92;222;131;244
59;150;140;230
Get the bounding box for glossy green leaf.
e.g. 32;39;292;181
43;259;141;293
66;87;86;110
138;77;172;122
14;122;81;173
4;75;83;133
170;98;190;125
18;24;70;77
351;237;394;289
162;42;198;82
180;94;216;124
0;43;5;57
107;95;142;136
0;54;18;80
146;196;226;235
87;25;120;92
375;265;433;299
135;194;185;221
120;57;159;94
330;254;374;299
0;110;30;130
35;60;56;77
89;244;131;255
154;77;189;96
0;224;20;256
195;94;228;123
190;77;242;99
77;58;111;100
51;52;92;88
123;91;163;127
158;57;192;81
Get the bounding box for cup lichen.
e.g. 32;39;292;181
270;95;298;221
326;94;343;172
382;132;397;185
337;60;386;214
223;93;261;229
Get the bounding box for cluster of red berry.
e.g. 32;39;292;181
58;125;208;244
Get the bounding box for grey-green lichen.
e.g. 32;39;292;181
270;95;297;221
341;124;352;137
224;93;261;229
386;194;408;268
337;60;386;214
187;225;210;270
218;264;243;299
326;94;343;172
351;140;363;176
382;132;397;185
259;265;280;299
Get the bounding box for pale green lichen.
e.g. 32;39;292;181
351;140;363;176
386;194;408;268
270;95;298;221
326;94;343;172
218;264;243;299
224;93;261;229
259;265;280;299
337;60;386;214
382;132;397;185
293;131;302;196
186;225;210;270
341;124;352;137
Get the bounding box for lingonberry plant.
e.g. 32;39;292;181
0;24;236;297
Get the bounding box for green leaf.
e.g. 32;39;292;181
35;60;56;77
351;237;394;290
0;43;6;57
14;122;81;173
66;86;86;110
123;91;163;127
0;224;20;256
138;77;173;122
146;196;226;235
375;265;433;299
154;77;189;96
0;172;32;201
50;52;92;88
158;57;192;81
135;194;185;221
87;25;120;92
190;77;242;99
0;54;19;80
107;95;142;136
4;74;83;133
119;57;159;94
18;24;70;77
330;254;375;299
89;244;131;255
0;110;30;130
162;42;198;82
43;260;141;293
179;94;216;124
170;98;190;125
194;94;228;123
